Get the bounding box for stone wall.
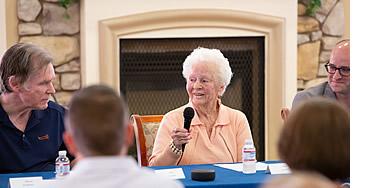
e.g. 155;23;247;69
17;0;80;106
15;0;346;106
297;0;345;90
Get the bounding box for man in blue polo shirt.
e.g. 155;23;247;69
0;43;70;173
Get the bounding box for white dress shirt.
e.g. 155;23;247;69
43;156;183;188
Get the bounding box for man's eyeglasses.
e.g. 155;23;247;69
324;62;350;77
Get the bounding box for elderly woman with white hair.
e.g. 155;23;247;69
149;47;253;166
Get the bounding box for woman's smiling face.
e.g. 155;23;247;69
186;62;223;107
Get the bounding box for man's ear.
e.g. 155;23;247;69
7;75;21;92
120;123;134;155
63;131;78;157
122;123;134;155
124;123;135;150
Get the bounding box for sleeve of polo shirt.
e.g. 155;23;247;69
149;112;182;166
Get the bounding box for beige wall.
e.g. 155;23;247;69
5;0;17;47
0;0;6;54
0;0;17;53
344;0;350;39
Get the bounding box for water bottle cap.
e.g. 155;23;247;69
245;139;253;145
59;150;67;156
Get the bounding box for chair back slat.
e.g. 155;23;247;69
131;114;163;166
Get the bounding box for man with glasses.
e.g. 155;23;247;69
292;39;350;110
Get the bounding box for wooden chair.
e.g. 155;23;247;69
131;114;163;167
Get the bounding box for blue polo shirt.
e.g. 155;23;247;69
0;101;67;173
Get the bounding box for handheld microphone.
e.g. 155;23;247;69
182;107;195;152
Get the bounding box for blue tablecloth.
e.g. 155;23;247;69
0;161;282;188
150;162;279;188
0;171;55;188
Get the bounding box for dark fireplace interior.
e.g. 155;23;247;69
120;37;265;161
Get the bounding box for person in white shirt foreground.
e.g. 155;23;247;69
44;85;183;188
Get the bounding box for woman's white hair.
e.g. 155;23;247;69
182;47;233;96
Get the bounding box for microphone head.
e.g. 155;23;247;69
183;107;195;120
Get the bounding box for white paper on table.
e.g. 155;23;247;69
39;179;57;186
154;168;185;179
214;162;268;172
214;163;241;172
268;163;291;174
9;176;43;188
256;162;268;171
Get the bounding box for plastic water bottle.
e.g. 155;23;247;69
55;150;70;178
242;139;256;174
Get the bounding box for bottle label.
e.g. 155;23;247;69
243;150;256;162
56;163;70;176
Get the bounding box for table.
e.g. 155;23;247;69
151;162;280;188
0;171;54;188
0;162;282;188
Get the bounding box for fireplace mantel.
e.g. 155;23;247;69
81;0;297;160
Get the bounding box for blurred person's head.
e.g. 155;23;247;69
182;47;232;108
261;171;340;188
63;85;133;158
0;43;56;109
325;39;350;95
278;97;349;181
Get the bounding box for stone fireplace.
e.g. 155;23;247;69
81;0;297;160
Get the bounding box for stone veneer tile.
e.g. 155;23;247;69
323;1;344;36
17;0;41;22
18;23;42;35
42;3;80;35
61;73;81;90
20;36;80;66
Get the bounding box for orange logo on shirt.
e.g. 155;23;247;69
38;134;49;141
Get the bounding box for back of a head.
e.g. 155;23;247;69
0;43;53;93
261;172;340;188
278;97;350;180
66;85;129;156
